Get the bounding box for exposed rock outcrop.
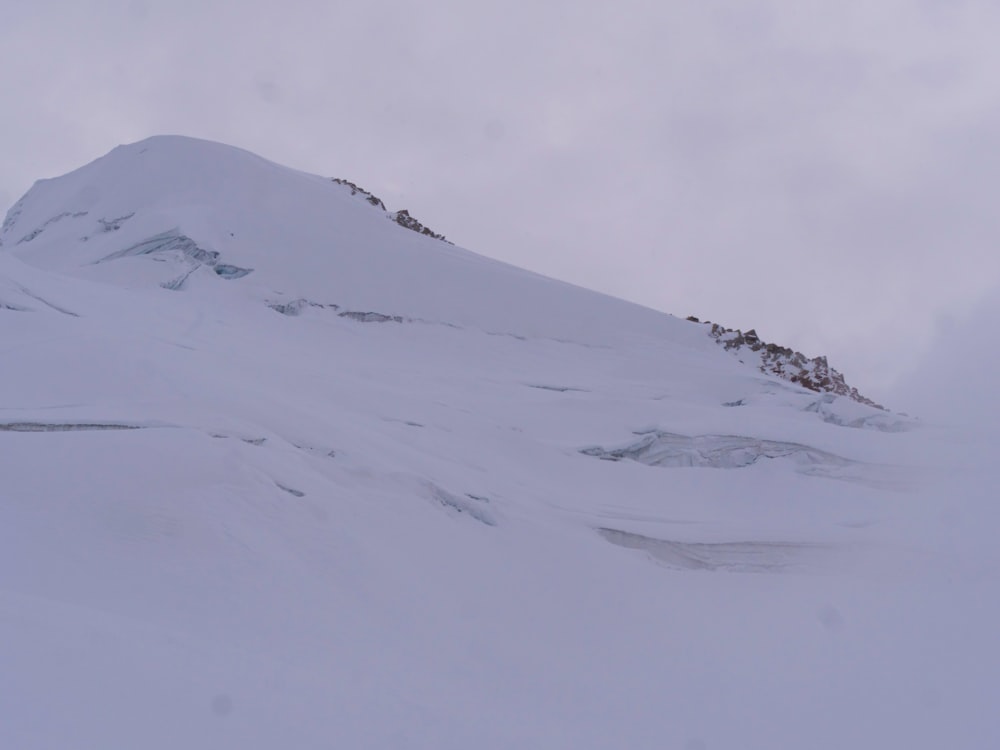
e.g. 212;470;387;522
389;209;449;242
331;178;452;244
330;178;386;210
690;318;884;409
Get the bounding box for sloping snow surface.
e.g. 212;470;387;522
1;136;997;749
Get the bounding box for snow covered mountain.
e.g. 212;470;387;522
1;136;996;749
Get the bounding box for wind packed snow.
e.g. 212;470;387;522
1;136;996;749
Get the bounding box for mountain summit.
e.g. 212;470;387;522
3;136;988;750
3;134;878;405
3;134;694;344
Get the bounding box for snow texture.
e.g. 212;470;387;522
1;135;996;750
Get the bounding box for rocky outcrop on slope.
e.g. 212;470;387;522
686;316;884;409
389;209;449;242
331;178;452;244
330;179;386;210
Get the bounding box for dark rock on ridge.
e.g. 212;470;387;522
691;319;884;409
331;178;452;244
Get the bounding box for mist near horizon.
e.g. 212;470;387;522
887;291;1000;428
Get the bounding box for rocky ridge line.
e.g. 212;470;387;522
686;316;884;410
331;178;452;243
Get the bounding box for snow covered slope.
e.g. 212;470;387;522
1;137;997;749
2;135;706;347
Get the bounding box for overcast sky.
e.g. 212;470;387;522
3;0;1000;404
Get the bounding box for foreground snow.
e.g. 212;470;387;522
1;137;996;749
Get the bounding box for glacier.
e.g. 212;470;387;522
0;136;996;750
